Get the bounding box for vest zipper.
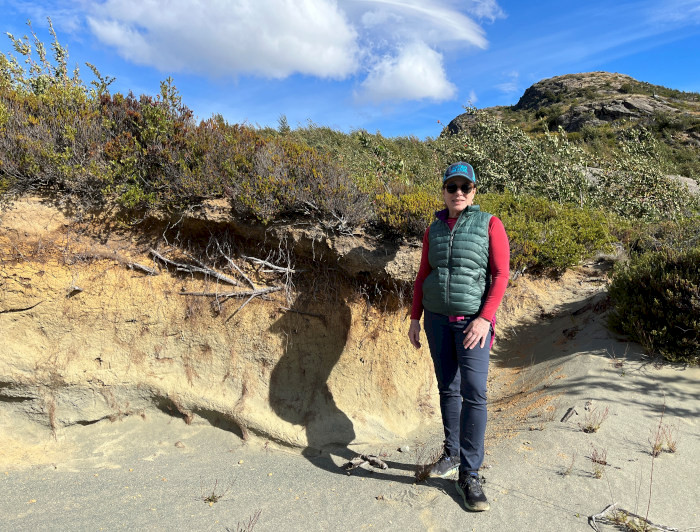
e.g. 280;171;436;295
446;228;455;311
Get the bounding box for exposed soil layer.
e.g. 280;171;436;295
1;196;611;466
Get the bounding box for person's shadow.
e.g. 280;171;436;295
268;297;415;481
268;297;356;472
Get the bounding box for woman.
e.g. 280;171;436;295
408;161;509;512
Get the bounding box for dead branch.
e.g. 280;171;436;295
220;252;256;289
0;300;43;314
279;306;325;320
561;407;578;422
589;503;617;532
213;241;256;289
342;454;389;472
225;293;257;323
241;255;301;274
128;262;158;275
149;249;238;286
178;286;281;299
589;503;679;532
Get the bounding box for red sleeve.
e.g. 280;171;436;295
479;216;510;321
410;227;432;320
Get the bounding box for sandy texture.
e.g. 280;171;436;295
1;197;698;531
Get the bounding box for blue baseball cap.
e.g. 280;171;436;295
443;162;476;184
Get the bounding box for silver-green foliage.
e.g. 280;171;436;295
435;107;589;205
592;128;699;220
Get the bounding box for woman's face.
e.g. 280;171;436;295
442;177;476;217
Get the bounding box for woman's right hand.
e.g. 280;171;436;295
408;319;422;349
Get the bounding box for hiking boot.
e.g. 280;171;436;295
428;453;459;478
456;472;490;511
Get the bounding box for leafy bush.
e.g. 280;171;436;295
591;128;699;220
479;192;614;274
371;188;614;275
374;191;441;236
608;246;700;365
435;107;590;205
226;132;370;226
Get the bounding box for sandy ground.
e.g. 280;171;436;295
1;198;698;531
1;338;698;532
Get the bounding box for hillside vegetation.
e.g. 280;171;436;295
0;24;698;363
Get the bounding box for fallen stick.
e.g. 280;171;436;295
241;255;300;274
0;300;43;314
178;286;281;299
589;503;617;532
342;454;389;472
149;249;238;286
561;407;578;422
128;262;158;275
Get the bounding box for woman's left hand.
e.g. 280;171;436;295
463;317;491;349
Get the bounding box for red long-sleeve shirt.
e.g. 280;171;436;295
410;215;510;322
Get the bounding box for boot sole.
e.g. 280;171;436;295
456;482;490;511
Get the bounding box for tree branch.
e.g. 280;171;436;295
150;249;238;286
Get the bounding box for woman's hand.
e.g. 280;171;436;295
408;319;422;349
463;317;490;349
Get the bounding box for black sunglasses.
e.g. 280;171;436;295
443;183;474;194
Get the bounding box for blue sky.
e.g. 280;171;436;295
2;0;700;138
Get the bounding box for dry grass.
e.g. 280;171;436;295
414;446;443;483
650;422;679;456
560;451;577;476
228;509;262;532
579;406;609;433
589;446;608;479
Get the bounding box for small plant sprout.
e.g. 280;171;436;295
589;446;608;479
579;406;609;433
234;509;262;532
560;451;577;476
649;421;679;456
200;478;230;505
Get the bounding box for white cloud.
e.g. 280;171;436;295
353;0;489;48
23;0;502;104
86;0;359;79
495;71;519;94
356;41;457;103
466;0;506;22
467;89;478;104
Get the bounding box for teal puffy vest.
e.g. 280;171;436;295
422;206;492;316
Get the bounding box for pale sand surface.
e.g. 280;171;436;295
1;346;698;532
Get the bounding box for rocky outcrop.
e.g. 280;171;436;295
446;72;700;135
555;95;678;132
513;71;638;111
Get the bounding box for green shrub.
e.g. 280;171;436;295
591;128;700;220
374;190;442;236
224;129;370;227
608;246;700;364
479;192;614;274
436;107;589;205
372;188;614;275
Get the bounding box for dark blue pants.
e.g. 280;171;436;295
424;309;491;474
